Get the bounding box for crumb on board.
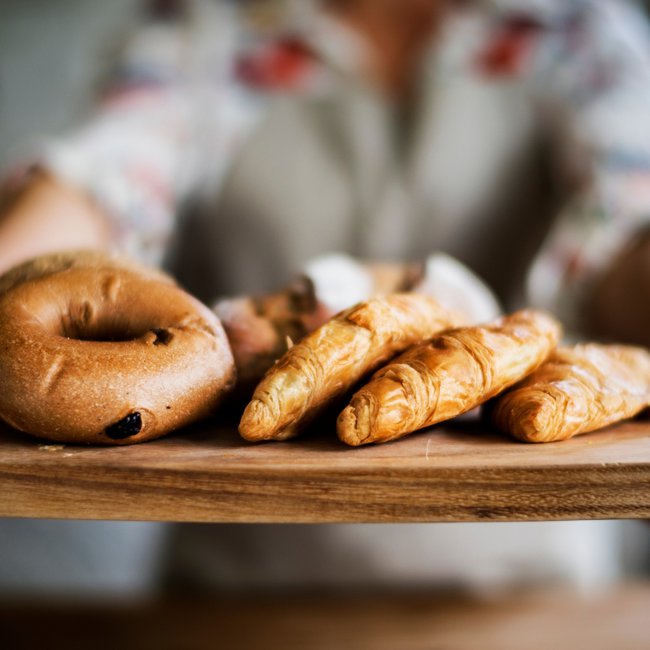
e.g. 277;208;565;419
37;444;66;452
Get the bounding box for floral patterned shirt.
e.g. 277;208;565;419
7;0;650;325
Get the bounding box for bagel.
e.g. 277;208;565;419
0;252;236;444
0;250;173;296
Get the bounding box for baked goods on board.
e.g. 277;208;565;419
239;294;462;441
0;251;647;447
491;344;650;442
337;310;561;446
217;253;500;389
0;252;235;444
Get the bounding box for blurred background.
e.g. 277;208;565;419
0;0;136;171
1;1;650;647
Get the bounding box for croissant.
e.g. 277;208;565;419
491;344;650;443
239;294;462;441
337;310;561;446
215;262;429;388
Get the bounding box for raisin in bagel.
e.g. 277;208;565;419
0;251;235;444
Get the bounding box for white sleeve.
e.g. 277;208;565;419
40;6;260;267
525;0;650;327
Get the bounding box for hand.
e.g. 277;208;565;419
586;233;650;347
0;170;110;275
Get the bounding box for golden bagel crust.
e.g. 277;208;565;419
0;250;172;296
0;255;235;444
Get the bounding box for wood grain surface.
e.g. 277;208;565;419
0;416;649;523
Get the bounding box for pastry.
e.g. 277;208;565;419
0;252;236;444
491;343;650;442
239;294;462;441
337;310;561;445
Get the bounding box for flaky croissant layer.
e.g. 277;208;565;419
337;309;561;446
239;294;462;441
491;344;650;443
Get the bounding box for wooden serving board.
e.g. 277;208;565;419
0;417;649;523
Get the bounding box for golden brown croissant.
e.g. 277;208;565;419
216;263;422;389
337;310;561;446
491;344;650;443
239;294;462;441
